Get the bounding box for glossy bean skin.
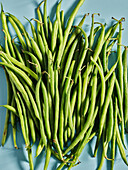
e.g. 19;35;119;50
1;5;16;58
122;47;128;129
117;22;123;99
111;97;118;170
1;69;12;146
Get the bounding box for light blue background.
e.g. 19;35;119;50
0;0;128;170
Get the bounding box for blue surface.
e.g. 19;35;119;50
0;0;128;170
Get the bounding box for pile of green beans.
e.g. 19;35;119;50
0;0;128;170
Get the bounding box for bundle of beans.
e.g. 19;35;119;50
0;0;128;169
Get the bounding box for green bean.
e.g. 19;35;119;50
69;105;99;169
27;34;43;64
94;72;115;157
111;97;118;170
115;79;125;146
106;98;114;143
48;16;53;36
60;10;64;31
36;3;48;48
1;69;12;146
56;0;63;43
67;81;74;130
70;87;77;117
55;0;85;67
19;77;40;122
122;46;128;129
22;50;41;74
35;77;47;147
11;81;29;146
27;148;34;170
64;68;98;156
53;68;63;160
86;13;100;63
106;36;118;52
35;139;44;157
102;40;108;73
36;1;43;32
116;120;128;166
90;56;105;109
17;92;30;142
43;0;48;40
0;51;38;80
71;111;76;141
81;23;105;110
56;157;71;170
4;33;11;56
27;110;36;145
44;143;51;170
59;60;75;150
8;16;26;49
51;20;58;53
104;59;118;82
41;81;51;141
117;22;123;99
81;88;90;129
0;105;18;116
97;128;108;170
76;73;82;134
62;37;78;86
24;16;38;44
10;96;18;149
11;112;18;149
1;5;16;58
7;13;32;52
12;41;25;64
0;62;35;91
72;26;88;84
61;13;88;70
35;32;46;68
47;49;54;100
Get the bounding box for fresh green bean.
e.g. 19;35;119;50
64;68;98;156
111;97;118;170
43;0;48;40
61;13;88;70
44;143;51;170
60;10;64;31
1;69;12;146
62;37;79;86
35;139;44;157
1;5;16;58
94;72;115;157
56;0;63;43
7;13;32;52
24;16;38;44
0;51;38;80
59;60;75;150
122;46;128;129
117;22;123;99
115;79;125;146
51;20;58;53
55;0;85;67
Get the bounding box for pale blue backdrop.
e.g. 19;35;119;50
0;0;128;170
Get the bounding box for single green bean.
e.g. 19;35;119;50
94;72;115;157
